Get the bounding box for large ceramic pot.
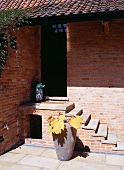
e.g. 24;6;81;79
52;122;77;161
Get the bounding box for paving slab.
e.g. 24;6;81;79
106;154;124;166
78;152;105;163
0;152;25;163
18;154;61;169
40;148;58;159
10;145;46;156
58;161;120;170
1;145;124;170
0;161;40;170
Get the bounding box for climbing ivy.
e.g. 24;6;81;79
0;9;30;72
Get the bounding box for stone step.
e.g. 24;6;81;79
81;119;100;131
101;131;117;144
64;103;75;113
20;102;75;113
65;108;83;117
81;114;91;125
0;135;4;142
36;102;75;112
92;124;108;137
45;96;69;101
112;142;124;151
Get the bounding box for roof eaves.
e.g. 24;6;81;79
29;9;124;25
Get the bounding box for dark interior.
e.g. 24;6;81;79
30;115;42;139
41;24;67;97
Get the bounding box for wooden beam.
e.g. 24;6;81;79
102;21;110;32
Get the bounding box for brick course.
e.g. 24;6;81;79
21;19;124;153
67;19;124;134
1;18;124;154
0;26;41;154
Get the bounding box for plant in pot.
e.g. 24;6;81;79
47;114;84;161
35;83;45;102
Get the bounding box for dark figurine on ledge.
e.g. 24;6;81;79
35;83;45;102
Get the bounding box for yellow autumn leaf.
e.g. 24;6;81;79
51;118;58;128
76;116;84;124
59;114;65;121
68;116;83;129
68;117;79;129
52;120;64;134
48;125;53;133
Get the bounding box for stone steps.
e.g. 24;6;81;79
23;101;124;153
81;119;100;131
92;124;108;137
101;131;117;145
65;107;83;117
113;142;124;151
72;105;124;152
81;114;91;125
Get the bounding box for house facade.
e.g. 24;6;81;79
0;0;124;154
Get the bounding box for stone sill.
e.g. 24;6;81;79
20;101;74;112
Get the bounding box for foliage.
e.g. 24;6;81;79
0;9;30;72
47;114;84;134
36;83;45;88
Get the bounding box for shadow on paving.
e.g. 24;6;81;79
72;137;90;159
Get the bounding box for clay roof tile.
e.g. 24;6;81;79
0;0;124;18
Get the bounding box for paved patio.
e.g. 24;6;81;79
0;145;124;170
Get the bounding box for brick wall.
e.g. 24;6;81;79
67;19;124;133
1;19;124;154
0;26;41;154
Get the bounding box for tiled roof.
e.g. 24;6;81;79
0;0;124;18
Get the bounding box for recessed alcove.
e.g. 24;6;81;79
30;115;42;139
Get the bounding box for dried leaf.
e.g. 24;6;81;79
47;116;55;123
47;116;53;123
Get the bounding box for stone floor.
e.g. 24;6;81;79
0;145;124;170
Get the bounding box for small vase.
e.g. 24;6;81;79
52;122;77;161
35;87;43;102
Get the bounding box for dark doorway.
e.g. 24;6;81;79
30;115;42;139
41;24;67;97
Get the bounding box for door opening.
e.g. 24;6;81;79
41;24;67;97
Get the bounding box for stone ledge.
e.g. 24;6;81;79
20;102;75;112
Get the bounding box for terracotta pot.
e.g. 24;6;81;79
52;122;77;161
